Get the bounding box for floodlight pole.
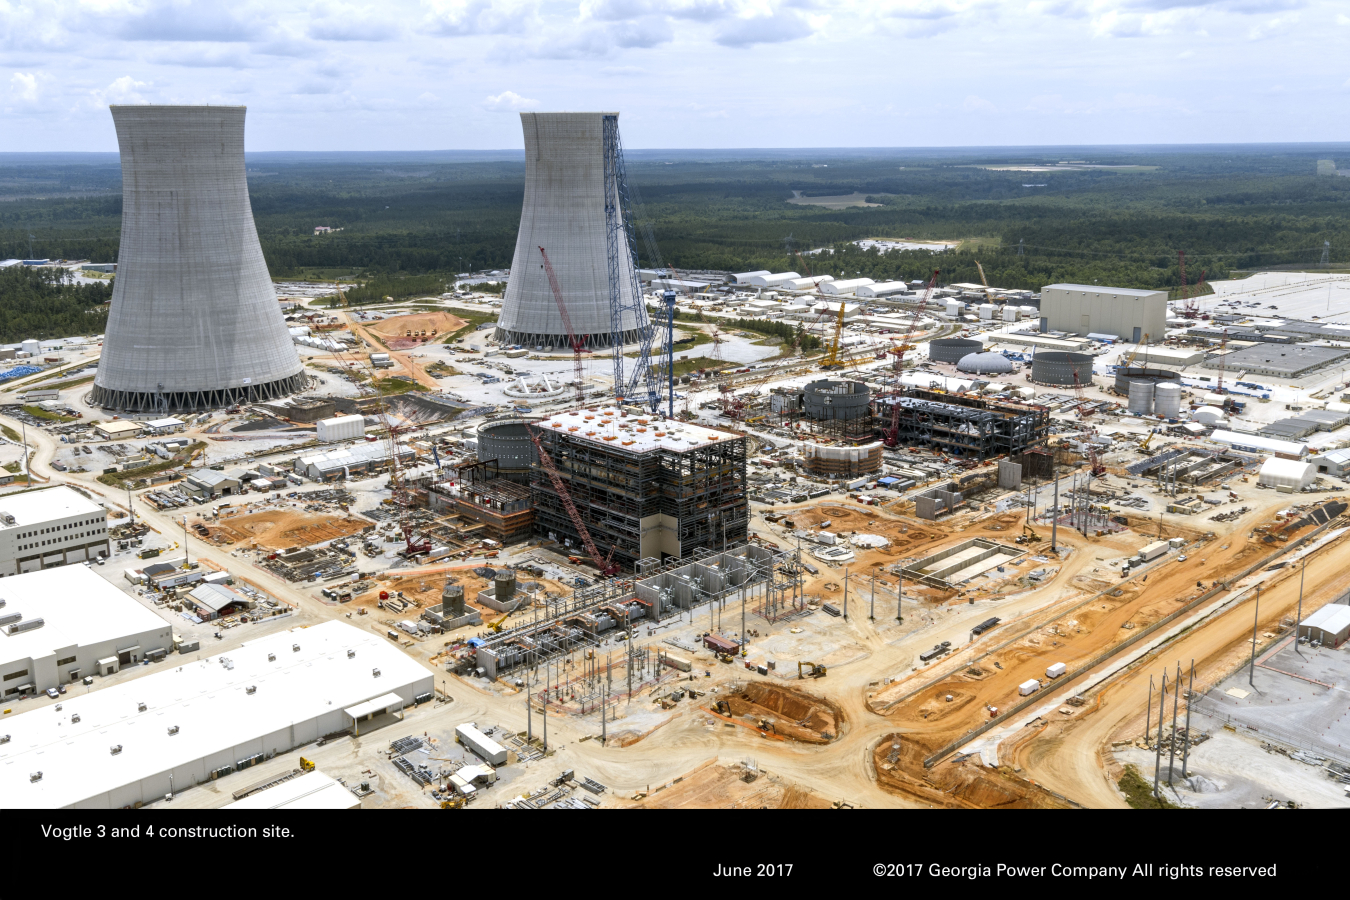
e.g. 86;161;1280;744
1249;586;1260;687
1181;659;1195;779
1295;559;1306;658
1152;668;1167;799
1167;661;1181;785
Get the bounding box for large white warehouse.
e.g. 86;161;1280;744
0;485;110;576
0;621;433;809
0;565;172;697
1040;283;1167;342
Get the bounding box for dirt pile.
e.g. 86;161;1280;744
873;734;1075;809
636;761;834;809
203;510;369;550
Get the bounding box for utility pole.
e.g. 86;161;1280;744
1295;559;1306;658
1051;463;1058;552
1167;661;1181;785
1249;586;1261;687
526;667;533;742
19;421;29;484
1145;675;1153;748
1152;668;1167;799
542;659;548;751
842;567;849;621
869;565;877;621
1181;659;1195;779
182;516;190;567
127;484;135;525
897;563;904;623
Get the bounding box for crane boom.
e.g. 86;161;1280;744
528;427;619;576
538;246;590;405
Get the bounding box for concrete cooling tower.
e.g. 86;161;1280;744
495;112;651;351
91;105;306;413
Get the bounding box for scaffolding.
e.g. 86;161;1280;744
874;388;1049;461
531;424;749;572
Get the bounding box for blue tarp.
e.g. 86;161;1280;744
0;366;42;382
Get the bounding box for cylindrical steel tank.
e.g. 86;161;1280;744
1154;383;1182;419
928;338;983;364
92;106;305;412
803;379;870;422
441;583;465;617
494;571;517;605
476;417;539;482
1030;351;1094;386
1128;380;1155;415
494;112;650;350
1113;366;1178;396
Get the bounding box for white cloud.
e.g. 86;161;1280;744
482;89;539;110
963;94;995;111
87;75;153;109
9;72;41;103
423;0;538;35
715;10;814;46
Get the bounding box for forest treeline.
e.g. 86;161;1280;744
0;266;109;341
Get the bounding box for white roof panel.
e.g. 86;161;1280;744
540;408;740;454
0;485;104;530
222;771;360;810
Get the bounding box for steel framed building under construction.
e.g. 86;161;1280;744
874;388;1050;461
530;409;748;572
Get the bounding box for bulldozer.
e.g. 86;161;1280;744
440;795;465;810
797;661;827;679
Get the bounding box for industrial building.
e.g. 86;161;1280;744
184;469;241;499
476;417;539;483
1039;284;1167;342
531;409;748;570
1201;344;1350;380
1311;448;1350;478
221;770;360;810
452;461;535;544
91;106;305;412
316;414;366;443
0;621;433;809
874;388;1050;461
0;485;110;576
292;442;414;482
495;112;650;350
1256;458;1315;492
0;565;171;696
1298;605;1350;648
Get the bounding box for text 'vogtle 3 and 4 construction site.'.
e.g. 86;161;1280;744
6;105;1350;811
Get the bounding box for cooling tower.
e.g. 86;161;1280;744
91;105;305;413
495;112;651;351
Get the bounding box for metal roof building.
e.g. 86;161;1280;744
1040;283;1167;342
0;485;110;576
221;770;360;810
91;106;305;412
0;621;433;809
495;112;651;351
1298;605;1350;648
293;442;414;482
0;565;171;696
1208;429;1306;459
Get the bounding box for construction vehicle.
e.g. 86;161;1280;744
1087;445;1106;478
299;757;315;772
819;300;848;370
797;661;827;679
1121;333;1150;369
1019;525;1041;544
538;246;590;405
487;611;511;633
1140;431;1155;452
716;651;735;664
756;718;777;734
529;427;620;577
440;795;465;809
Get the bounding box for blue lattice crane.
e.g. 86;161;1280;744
602;115;665;414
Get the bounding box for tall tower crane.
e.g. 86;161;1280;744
881;269;940;447
528;428;618;576
538;246;590;406
332;282;429;556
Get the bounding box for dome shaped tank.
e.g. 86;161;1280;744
956;351;1014;375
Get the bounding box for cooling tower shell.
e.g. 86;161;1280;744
495;112;651;351
1030;351;1094;386
92;106;304;413
929;338;983;364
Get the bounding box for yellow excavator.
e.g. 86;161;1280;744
797;661;827;679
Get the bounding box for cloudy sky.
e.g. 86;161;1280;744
1;0;1346;151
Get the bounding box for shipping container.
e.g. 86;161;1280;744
1045;662;1067;679
1018;679;1041;696
1138;540;1170;562
316;414;365;443
455;723;509;766
661;654;692;672
816;531;836;545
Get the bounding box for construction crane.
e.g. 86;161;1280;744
537;246;590;406
882;269;940;447
819;300;848;370
1216;327;1229;395
975;260;996;306
331;279;348;309
1087;445;1105;478
527;427;619;576
331;282;429;557
1122;333;1150;368
1072;367;1092;418
487;610;511;633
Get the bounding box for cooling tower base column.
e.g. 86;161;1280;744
494;325;651;350
90;370;308;413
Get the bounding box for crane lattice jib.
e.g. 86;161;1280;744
528;427;611;574
602;115;659;411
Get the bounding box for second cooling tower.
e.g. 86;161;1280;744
92;105;305;413
495;112;650;351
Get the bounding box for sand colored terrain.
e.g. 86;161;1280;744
200;509;369;550
635;760;835;809
718;682;844;744
368;311;467;350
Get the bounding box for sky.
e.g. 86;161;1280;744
1;0;1347;151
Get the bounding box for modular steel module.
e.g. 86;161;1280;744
495;112;651;351
91;105;305;413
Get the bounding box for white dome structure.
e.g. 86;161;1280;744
1191;405;1227;426
956;351;1014;375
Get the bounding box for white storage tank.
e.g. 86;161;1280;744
1127;380;1154;415
1154;382;1182;419
978;303;996;320
1018;679;1041;696
1046;662;1067;680
316;414;366;443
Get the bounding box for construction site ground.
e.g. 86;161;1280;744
197;508;370;551
366;310;467;349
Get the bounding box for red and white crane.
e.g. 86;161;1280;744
528;427;619;577
538;245;589;406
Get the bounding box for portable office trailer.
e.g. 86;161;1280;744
1018;679;1040;696
1045;662;1066;679
455;723;508;766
